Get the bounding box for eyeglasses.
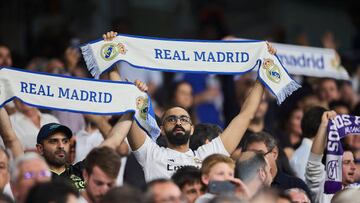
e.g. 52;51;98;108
163;115;192;125
22;170;52;180
248;148;274;156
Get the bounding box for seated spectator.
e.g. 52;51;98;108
241;131;312;199
145;179;183;203
331;188;360;203
195;154;235;203
235;151;272;198
284;188;310;203
100;185;144;203
25;180;79;203
208;194;245;203
10;153;51;203
79;147;121;203
171;166;203;203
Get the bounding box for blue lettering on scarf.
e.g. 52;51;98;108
154;49;190;61
57;87;112;103
20;82;54;97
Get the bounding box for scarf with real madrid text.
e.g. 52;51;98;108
81;34;301;104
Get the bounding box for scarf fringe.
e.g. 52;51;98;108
80;44;101;79
276;80;301;105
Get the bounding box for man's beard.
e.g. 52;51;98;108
43;149;68;167
165;125;191;146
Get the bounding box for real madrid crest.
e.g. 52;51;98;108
136;96;149;121
262;58;281;83
100;42;127;61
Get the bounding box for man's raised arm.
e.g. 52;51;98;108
220;42;275;154
220;80;264;154
0;108;24;158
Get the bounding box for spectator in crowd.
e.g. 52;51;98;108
169;81;194;112
10;153;51;203
79;146;121;203
241;131;312;199
305;110;356;203
100;185;144;203
284;188;311;203
10;99;59;151
145;179;183;203
195;154;235;203
171;166;203;203
0;44;12;67
190;123;222;151
338;81;358;110
316;78;340;107
234;151;272;198
25;180;79;203
329;100;351;115
290;106;327;181
0;148;10;193
330;188;360;203
277;107;304;159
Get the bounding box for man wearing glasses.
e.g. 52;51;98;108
10;153;51;203
241;131;312;200
128;79;265;182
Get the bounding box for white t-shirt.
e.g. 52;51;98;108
290;138;313;181
75;129;104;163
9;111;59;150
133;136;229;182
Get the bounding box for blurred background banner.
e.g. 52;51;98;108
273;42;349;80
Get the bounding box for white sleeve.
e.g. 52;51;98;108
195;137;229;159
132;136;160;168
305;152;325;202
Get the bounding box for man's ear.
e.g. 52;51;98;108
273;147;279;160
160;126;165;136
190;125;194;135
36;144;44;155
258;168;266;182
82;170;89;183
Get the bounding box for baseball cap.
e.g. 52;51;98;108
37;123;73;144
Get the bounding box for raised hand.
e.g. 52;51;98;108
134;79;148;93
102;31;118;41
266;41;277;55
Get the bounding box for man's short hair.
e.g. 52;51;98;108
201;154;235;176
190;123;223;150
171;166;201;190
10;152;48;183
242;131;277;152
301;106;327;139
25;180;79;203
145;178;176;202
235;151;267;183
100;185;144;203
84;146;121;179
160;106;190;125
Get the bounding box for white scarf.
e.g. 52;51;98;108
81;34;301;104
0;67;160;140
